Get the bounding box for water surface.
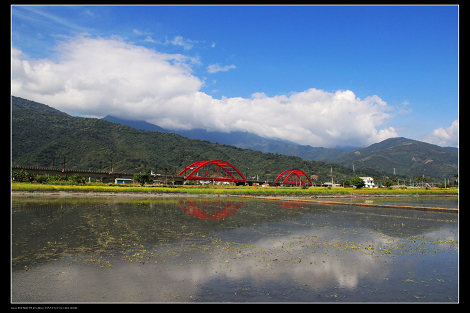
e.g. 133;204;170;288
328;196;458;209
11;197;458;302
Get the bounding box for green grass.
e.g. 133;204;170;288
11;182;458;196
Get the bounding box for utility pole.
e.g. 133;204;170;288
63;156;66;171
329;167;334;186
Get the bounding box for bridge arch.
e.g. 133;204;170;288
274;170;313;186
178;160;246;183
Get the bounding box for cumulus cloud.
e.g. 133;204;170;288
11;36;397;148
207;63;236;74
420;120;458;147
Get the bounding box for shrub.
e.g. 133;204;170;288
70;174;87;184
53;175;70;182
35;174;50;184
12;170;34;182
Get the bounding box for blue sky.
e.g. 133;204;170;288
11;5;458;148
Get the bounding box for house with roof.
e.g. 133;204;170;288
359;177;376;188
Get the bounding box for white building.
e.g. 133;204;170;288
115;178;133;184
359;177;376;188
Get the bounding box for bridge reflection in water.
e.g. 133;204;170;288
276;200;305;210
178;199;312;220
178;200;244;220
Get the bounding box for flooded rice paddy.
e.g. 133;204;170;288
11;196;458;303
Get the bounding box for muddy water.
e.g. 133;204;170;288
326;196;459;209
11;197;458;302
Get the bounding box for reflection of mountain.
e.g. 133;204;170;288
179;200;244;220
342;206;455;238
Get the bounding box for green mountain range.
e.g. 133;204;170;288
333;137;458;178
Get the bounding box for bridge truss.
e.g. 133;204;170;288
274;170;313;186
177;160;247;183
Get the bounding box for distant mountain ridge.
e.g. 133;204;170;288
102;115;458;178
333;137;458;177
101;115;348;162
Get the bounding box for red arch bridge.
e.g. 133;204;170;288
177;160;312;186
13;161;313;186
178;160;247;185
274;170;313;186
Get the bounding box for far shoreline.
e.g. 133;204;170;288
11;189;458;199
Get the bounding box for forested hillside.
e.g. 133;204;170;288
334;137;458;178
11;96;385;183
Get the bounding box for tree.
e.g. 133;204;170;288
133;171;151;186
12;169;32;182
350;177;365;189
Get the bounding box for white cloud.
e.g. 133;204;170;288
420;120;458;147
207;63;236;74
17;6;93;33
165;36;195;50
144;36;155;43
11;36;397;148
396;100;412;115
11;36;202;118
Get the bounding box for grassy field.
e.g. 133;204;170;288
11;182;458;196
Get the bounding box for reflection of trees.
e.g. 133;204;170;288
179;200;244;220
